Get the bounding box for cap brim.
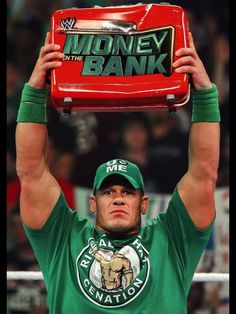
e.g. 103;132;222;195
94;172;141;193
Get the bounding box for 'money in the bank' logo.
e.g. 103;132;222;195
60;18;174;76
76;236;150;308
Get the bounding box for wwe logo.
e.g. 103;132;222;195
61;17;76;31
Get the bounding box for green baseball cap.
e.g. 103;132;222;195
93;159;145;193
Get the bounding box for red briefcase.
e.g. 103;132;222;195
50;3;190;113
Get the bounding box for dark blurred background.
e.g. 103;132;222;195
7;1;229;313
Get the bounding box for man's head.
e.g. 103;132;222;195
89;159;149;235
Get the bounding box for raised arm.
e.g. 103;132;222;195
16;33;65;229
172;32;220;229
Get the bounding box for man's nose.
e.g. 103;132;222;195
113;198;125;205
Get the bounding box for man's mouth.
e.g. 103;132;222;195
110;209;128;215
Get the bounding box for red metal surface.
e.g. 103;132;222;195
50;3;189;112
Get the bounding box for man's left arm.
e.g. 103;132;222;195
173;32;220;229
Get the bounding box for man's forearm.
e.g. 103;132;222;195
16;84;48;181
16;122;48;180
188;84;220;182
188;122;220;182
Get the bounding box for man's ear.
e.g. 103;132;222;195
89;195;97;214
141;195;149;215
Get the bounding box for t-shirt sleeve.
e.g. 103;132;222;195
163;187;214;290
21;192;76;284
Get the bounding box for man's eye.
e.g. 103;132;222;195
103;190;112;195
124;190;134;195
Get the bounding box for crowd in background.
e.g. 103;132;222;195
7;0;229;313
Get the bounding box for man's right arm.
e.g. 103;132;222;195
16;32;65;229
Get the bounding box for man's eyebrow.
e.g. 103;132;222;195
99;185;135;190
98;186;114;192
122;186;136;191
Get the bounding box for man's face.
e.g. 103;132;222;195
89;182;149;235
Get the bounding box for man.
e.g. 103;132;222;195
15;30;220;313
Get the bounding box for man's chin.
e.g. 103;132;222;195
97;223;140;235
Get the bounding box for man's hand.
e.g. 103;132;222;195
28;32;65;90
173;31;212;91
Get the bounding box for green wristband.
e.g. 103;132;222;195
17;83;47;123
191;84;221;123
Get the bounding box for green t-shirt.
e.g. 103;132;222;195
22;188;213;314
